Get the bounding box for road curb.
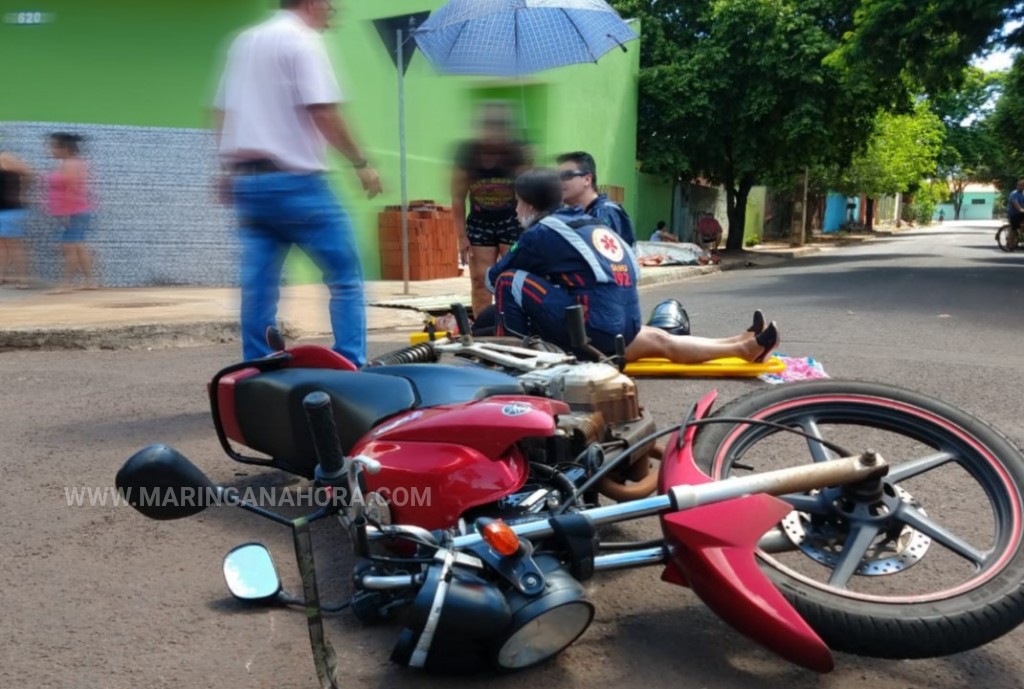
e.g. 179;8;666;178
0;320;242;352
638;264;721;286
0;264;726;351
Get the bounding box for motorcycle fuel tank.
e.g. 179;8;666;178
350;396;568;530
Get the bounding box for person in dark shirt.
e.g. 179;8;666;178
557;151;635;247
452;101;532;317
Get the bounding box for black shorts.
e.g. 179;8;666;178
1012;215;1023;232
466;214;522;247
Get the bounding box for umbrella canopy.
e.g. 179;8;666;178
412;0;639;77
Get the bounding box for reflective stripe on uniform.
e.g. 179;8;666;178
511;270;529;307
539;216;612;283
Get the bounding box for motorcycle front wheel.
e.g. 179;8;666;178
692;380;1024;659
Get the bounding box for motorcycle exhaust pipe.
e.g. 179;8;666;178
597;470;659;502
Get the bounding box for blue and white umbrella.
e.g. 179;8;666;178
413;0;639;77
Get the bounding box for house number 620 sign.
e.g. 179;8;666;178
4;12;52;24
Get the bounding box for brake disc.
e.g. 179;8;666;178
781;485;933;576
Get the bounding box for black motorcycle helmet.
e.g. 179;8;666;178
646;299;691;336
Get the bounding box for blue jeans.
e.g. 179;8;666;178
232;172;366;366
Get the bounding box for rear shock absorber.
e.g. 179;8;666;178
367;343;440;367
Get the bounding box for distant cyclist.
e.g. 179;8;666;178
1008;179;1024;249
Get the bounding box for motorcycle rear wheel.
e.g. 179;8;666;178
691;380;1024;659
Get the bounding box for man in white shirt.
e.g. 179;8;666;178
214;0;382;366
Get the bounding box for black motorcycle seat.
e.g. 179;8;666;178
364;364;525;408
234;369;418;472
232;364;525;476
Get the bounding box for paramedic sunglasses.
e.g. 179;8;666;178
559;170;590;181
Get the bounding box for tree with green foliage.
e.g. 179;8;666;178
931;67;1003;219
613;0;873;250
829;0;1021;101
829;102;945;229
992;55;1024;195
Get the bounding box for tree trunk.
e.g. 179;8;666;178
725;178;754;251
952;192;963;220
865;197;875;232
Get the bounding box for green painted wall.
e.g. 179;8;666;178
3;0;642;283
635;173;674;240
537;26;641;221
0;0;267;127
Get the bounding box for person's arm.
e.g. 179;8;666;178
452;165;471;263
1013;192;1024;214
295;38;381;198
308;105;382;199
212;108;225;150
211;109;233;205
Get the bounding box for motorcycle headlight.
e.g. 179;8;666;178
391;553;593;674
493;557;594;671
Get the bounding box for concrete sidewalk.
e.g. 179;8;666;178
0;244;818;351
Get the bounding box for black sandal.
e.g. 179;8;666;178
754;322;780;363
746;309;766;334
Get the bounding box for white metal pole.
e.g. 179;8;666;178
398;28;410;295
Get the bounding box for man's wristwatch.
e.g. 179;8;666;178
352;158;369;169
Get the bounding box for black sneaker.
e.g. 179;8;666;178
646;299;691;336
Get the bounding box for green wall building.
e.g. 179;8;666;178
1;1;664;285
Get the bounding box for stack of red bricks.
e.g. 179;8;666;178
378;200;459;281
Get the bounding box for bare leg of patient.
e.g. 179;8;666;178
625;326;775;364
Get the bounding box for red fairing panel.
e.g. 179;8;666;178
364;396;568;460
355;440;530;530
658;390;834;673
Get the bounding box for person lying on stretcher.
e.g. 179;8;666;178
465;167;779;364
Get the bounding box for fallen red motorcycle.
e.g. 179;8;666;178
116;305;1024;686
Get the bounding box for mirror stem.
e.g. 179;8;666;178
292;517;341;688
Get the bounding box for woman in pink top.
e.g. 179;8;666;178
47;133;96;292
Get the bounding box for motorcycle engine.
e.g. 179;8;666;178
512;362;658;511
519;362;641;424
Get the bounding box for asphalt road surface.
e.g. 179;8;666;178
3;221;1023;689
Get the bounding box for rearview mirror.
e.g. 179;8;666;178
115;444;219;520
223;543;282;602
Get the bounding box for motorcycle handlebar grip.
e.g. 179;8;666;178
451;303;473;339
565;305;588;349
302;391;346;480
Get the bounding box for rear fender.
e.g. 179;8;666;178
658;390;834;673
